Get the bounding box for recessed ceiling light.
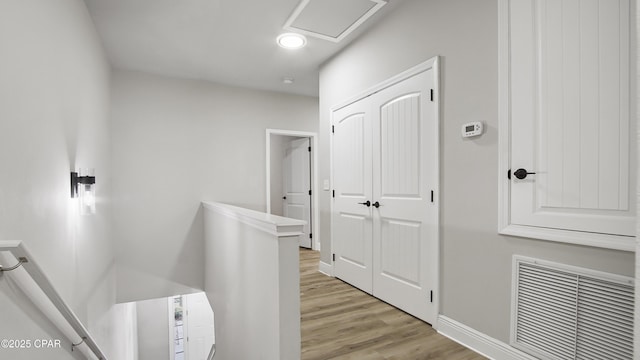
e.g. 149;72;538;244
283;77;295;84
277;33;307;49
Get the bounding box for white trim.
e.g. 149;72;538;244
500;224;635;252
329;56;441;322
331;59;439;112
431;56;442;323
266;129;320;250
318;261;333;276
497;0;511;234
283;0;387;43
168;297;173;359
438;315;538;360
202;201;305;237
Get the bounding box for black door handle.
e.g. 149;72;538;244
373;201;380;208
513;168;536;180
358;200;371;207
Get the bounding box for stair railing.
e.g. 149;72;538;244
0;240;108;360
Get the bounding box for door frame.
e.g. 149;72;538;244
329;57;441;325
266;129;319;250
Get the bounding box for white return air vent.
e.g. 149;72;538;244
512;256;634;360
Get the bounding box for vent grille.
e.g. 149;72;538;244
512;257;634;360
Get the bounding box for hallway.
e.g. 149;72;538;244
300;249;486;360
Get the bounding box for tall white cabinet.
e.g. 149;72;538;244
331;58;440;324
499;0;635;250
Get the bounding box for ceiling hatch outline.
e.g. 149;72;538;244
283;0;388;43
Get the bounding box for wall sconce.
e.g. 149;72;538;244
70;170;96;215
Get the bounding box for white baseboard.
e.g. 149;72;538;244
437;316;537;360
318;261;333;276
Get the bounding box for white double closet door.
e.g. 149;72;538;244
332;60;439;324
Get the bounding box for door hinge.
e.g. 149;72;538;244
308;146;311;152
332;190;335;198
308;189;312;196
430;89;434;102
332;254;336;262
332;125;335;133
309;233;312;239
430;290;433;303
430;190;434;203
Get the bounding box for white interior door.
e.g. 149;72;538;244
185;292;215;360
371;69;438;324
508;0;634;237
283;137;312;248
332;99;373;294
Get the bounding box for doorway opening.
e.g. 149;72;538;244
168;292;215;360
266;129;319;250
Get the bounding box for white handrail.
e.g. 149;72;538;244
207;343;216;360
0;240;108;360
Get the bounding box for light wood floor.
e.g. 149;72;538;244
300;248;487;360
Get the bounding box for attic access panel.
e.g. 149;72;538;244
284;0;387;43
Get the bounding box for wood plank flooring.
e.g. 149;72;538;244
300;248;487;360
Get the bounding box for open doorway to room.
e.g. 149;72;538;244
168;292;215;360
133;292;215;360
266;129;319;250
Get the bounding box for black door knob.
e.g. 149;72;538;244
358;200;371;207
514;168;536;180
373;201;380;208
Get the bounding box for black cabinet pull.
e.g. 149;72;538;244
358;200;371;207
373;201;380;208
513;168;536;180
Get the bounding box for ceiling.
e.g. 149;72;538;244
83;0;406;97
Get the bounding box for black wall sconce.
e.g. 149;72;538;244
71;171;96;215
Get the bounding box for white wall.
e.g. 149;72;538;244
0;0;131;358
136;297;169;360
203;203;301;360
270;135;287;216
319;0;635;343
111;70;318;302
0;277;85;360
110;302;139;360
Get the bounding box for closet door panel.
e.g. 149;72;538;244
372;69;438;324
508;0;634;237
332;99;373;294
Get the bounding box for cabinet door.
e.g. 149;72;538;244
371;68;438;324
507;0;634;239
332;98;373;294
